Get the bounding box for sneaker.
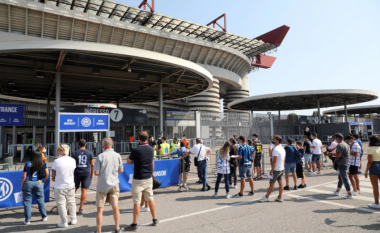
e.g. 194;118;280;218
258;177;263;180
324;160;328;163
57;222;68;228
309;172;316;176
253;177;259;181
201;188;209;192
23;221;30;225
352;191;358;196
213;193;218;197
358;190;362;194
233;193;244;198
317;171;321;175
307;169;311;172
141;206;150;212
115;228;122;233
248;191;254;196
342;194;354;199
275;196;283;202
207;185;211;191
298;184;305;189
78;209;84;215
368;203;380;209
124;224;138;231
284;186;290;190
333;190;340;196
259;195;269;202
304;184;307;188
226;194;232;199
330;166;334;169
293;185;298;190
153;219;159;226
234;185;238;189
196;181;203;184
332;171;339;175
42;217;48;221
70;219;77;225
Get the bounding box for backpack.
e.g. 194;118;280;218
291;145;303;164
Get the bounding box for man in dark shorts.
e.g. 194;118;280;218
252;134;263;180
72;139;94;214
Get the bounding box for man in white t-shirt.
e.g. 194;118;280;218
185;138;212;191
310;133;323;175
52;144;77;228
259;135;285;202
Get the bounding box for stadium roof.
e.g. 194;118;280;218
323;105;380;115
227;89;378;111
42;0;289;58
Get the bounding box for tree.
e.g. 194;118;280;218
287;113;298;122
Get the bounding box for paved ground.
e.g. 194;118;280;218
1;156;379;233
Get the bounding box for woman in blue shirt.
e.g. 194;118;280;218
21;150;49;225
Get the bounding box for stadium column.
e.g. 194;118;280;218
43;126;46;144
55;72;61;155
317;99;321;135
159;83;163;137
344;104;348;122
32;126;36;148
12;126;16;157
269;113;274;139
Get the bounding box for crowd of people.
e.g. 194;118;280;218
19;130;380;231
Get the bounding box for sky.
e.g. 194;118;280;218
123;0;380;116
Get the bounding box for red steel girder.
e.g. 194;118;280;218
138;0;155;13
206;13;227;32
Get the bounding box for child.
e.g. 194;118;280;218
296;141;307;188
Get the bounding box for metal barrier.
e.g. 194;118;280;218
0;163;10;171
7;144;34;162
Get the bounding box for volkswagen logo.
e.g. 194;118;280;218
81;117;92;127
0;178;13;202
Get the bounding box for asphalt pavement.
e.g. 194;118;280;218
1;156;379;233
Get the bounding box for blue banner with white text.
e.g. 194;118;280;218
0;104;24;126
0;171;50;209
119;159;179;193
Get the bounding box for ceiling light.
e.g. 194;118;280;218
12;87;18;92
98;88;104;92
36;71;44;78
128;64;131;73
9;82;15;85
92;68;100;75
138;73;146;80
91;93;96;97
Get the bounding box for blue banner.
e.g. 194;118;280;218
0;104;24;126
119;159;179;193
59;113;109;131
0;171;50;209
348;122;372;125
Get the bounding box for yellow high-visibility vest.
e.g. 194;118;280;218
170;142;180;157
160;142;170;159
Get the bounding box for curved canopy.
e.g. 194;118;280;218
323;105;380;115
0;40;213;104
228;89;378;111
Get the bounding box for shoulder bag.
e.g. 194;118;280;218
194;145;202;167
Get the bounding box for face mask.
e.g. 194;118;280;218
311;137;314;140
152;138;154;141
334;140;337;143
305;129;308;132
182;137;185;140
42;149;46;152
349;142;353;145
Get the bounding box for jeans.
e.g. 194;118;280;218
54;187;76;223
229;165;237;186
197;160;208;189
337;164;351;192
23;180;47;222
215;173;230;194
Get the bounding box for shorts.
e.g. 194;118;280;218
349;165;359;175
270;170;284;183
369;161;380;176
254;156;261;167
239;166;252;179
96;185;120;207
296;163;304;178
285;163;296;174
132;178;154;205
304;153;312;163
180;164;190;173
74;175;91;189
312;154;321;163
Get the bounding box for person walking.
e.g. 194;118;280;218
94;138;124;233
21;150;49;225
72;139;94;214
346;135;361;195
229;138;239;189
233;136;255;198
310;133;323;175
327;133;353;199
303;135;312;172
52;145;77;228
364;135;380;209
284;139;298;190
186;138;212;191
252;134;263;180
259;135;285;202
124;131;159;231
213;142;232;198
